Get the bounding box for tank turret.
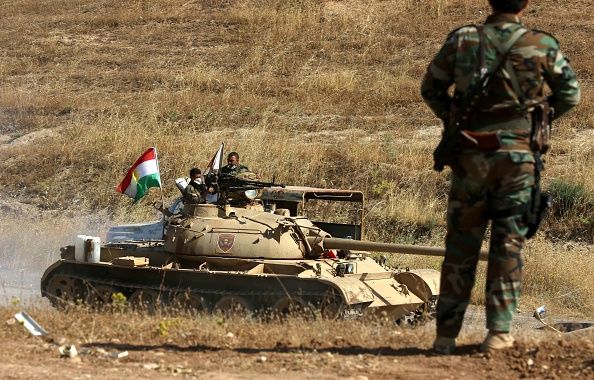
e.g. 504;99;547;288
163;203;330;260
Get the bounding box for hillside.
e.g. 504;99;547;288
0;0;593;314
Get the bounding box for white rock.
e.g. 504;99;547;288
110;350;128;359
58;344;78;358
256;356;267;363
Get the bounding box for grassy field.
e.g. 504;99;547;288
0;1;593;316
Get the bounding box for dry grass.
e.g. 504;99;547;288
0;302;438;352
0;301;548;352
0;0;593;315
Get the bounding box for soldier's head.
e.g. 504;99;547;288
189;167;201;180
227;152;240;167
489;0;528;14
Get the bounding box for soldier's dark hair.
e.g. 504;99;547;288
489;0;528;13
227;152;240;160
189;167;201;177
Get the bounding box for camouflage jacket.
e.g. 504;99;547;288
421;13;580;149
182;181;204;204
220;164;249;177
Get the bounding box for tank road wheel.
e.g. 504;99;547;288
129;289;161;314
213;296;253;317
85;284;116;308
46;275;84;308
169;291;209;314
272;296;309;318
319;291;345;320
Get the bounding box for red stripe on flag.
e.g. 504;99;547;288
116;148;156;193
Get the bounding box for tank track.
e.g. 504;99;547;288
395;296;437;326
42;262;433;324
42;270;357;319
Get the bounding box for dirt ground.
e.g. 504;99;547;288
0;334;592;380
1;307;592;380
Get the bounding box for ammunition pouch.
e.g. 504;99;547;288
530;103;554;154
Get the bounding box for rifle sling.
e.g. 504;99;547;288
476;26;535;221
482;26;529;107
478;26;487;79
455;26;527;124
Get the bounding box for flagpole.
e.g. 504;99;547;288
154;145;166;211
153;145;167;240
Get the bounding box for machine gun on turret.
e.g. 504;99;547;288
205;172;285;205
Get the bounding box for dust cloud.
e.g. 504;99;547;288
0;198;113;305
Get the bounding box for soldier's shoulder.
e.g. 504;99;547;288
523;28;560;48
446;24;478;41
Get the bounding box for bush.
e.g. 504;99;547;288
548;179;593;216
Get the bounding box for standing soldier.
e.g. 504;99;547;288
421;0;580;354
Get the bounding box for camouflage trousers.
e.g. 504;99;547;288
436;151;535;338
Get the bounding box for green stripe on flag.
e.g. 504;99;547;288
133;173;162;203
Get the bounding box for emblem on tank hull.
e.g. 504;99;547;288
217;233;235;252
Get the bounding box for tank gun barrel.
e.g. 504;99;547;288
307;236;488;261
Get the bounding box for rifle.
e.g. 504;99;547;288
205;172;285;204
523;103;554;239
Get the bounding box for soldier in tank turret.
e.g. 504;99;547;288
183;167;207;205
220;152;250;177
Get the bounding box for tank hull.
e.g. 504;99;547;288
41;243;437;320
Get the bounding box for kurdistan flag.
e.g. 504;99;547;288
116;147;162;203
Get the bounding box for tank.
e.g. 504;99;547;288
40;174;467;322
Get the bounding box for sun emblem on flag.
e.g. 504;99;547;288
217;234;235;253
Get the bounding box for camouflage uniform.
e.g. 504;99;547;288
421;13;580;338
220;164;250;177
183;181;205;205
